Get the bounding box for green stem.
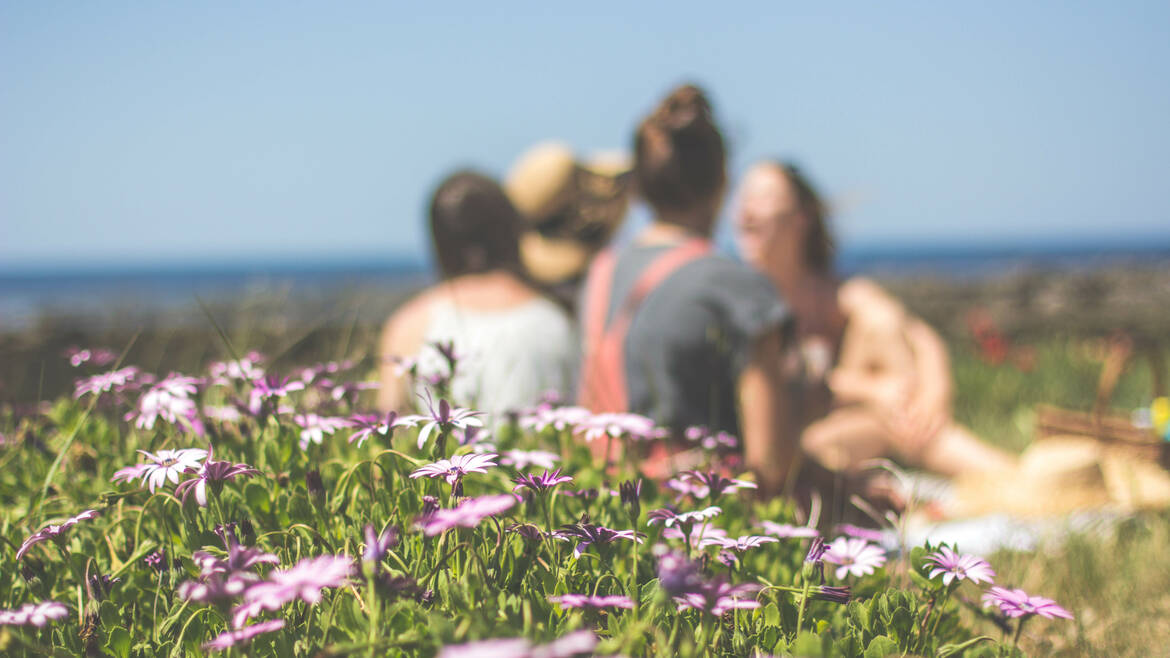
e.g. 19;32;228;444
629;535;640;620
1011;616;1028;654
366;571;379;658
795;578;812;636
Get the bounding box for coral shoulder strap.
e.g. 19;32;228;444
579;238;711;412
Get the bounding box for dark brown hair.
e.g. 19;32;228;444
634;84;726;216
429;170;524;279
774;161;834;274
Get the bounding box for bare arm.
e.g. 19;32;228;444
376;316;408;413
904;316;952;407
738;330;801;497
376;296;430;413
829;279;917;410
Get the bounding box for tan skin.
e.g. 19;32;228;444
376;270;544;413
734;162;1016;477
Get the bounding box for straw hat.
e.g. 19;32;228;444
505;141;632;283
950;435;1170;518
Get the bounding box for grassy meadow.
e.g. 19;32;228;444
0;269;1167;656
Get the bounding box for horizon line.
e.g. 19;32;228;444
3;236;1170;277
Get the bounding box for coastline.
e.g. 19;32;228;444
1;259;1168;404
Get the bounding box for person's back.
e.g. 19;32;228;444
576;84;799;495
416;285;575;418
378;171;577;418
587;242;787;436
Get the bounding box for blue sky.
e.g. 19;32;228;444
2;2;1168;269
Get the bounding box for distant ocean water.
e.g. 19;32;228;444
2;243;1168;330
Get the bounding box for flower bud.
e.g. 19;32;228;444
812;585;851;604
619;479;643;520
144;549;169;574
802;536;825;582
305;469;325;505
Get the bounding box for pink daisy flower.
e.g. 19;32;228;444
677;471;757;501
647;506;722;528
674;581;761;616
347;411;418;448
574;412;661;442
418;494;517;536
548;593;634;610
983;587;1074;620
415;397;485;450
130;374;201;430
73;366;141;399
15;510;99;560
203;619;285;652
0;601;69;627
208;352;265;385
512;468;573;494
759;521;819;539
698;534;779;552
518;405;592;433
925;546;996;586
292;414;352;450
823;537;887;579
410;453;498;485
174;455;259;507
499;449;560;470
232;555;353;627
135;448;208;493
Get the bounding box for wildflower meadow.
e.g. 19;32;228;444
0;345;1081;656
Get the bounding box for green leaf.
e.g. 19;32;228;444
847;600;870;633
244;481;270;514
864;635;899;658
105;627;131;658
763;601;780;626
908;566;934;590
889;606;914;643
758;626;781;652
789;631;826;656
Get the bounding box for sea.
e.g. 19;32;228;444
2;242;1168;330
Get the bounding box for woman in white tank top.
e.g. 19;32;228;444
378;171;577;421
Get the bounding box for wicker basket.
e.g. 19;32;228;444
1034;333;1168;466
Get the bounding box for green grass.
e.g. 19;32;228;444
1;292;1168;655
948;337;1170;656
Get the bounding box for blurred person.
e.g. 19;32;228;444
577;84;801;496
734;160;1017;477
377;171;577;418
504;141;633;312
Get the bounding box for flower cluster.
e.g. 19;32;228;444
0;343;1081;655
129;373;201;431
232;555;354;627
178;544;280;604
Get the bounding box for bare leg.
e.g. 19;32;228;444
908;422;1017;477
801;407;890;473
803;407;1016;476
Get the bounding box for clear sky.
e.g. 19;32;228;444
2;2;1168;269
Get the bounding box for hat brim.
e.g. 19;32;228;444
520;231;592;284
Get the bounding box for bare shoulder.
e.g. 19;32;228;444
838;277;906;331
380;288;435;357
